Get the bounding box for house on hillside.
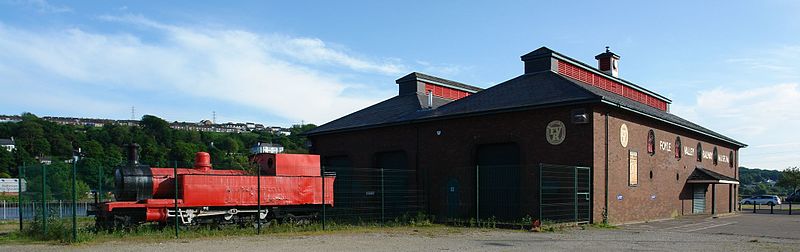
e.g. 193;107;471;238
0;137;14;152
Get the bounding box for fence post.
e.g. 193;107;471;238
18;163;24;231
539;164;542;223
574;166;578;223
476;165;480;222
770;203;774;214
321;166;325;231
381;167;385;227
59;200;62;218
789;201;792;215
3;200;5;220
174;161;179;239
72;156;78;242
257;163;261;234
41;164;47;236
753;201;756;213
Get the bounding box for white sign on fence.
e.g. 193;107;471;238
0;178;26;193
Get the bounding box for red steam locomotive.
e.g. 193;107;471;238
94;144;334;229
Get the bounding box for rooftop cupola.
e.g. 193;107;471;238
595;46;620;77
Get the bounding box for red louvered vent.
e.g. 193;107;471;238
557;60;668;111
424;83;471;100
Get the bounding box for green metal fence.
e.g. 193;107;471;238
539;164;591;224
8;159;597;241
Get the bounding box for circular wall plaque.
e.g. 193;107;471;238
620;124;629;148
545;120;566;145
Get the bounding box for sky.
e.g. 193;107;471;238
0;0;798;170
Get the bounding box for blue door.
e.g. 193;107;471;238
693;185;706;214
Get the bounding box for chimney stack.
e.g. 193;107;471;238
595;46;620;77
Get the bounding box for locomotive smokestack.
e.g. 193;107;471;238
194;152;212;171
125;143;140;166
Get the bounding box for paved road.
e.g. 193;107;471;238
624;212;800;240
2;213;798;251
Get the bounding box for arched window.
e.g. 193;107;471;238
647;130;655;155
729;151;734;168
674;137;682;159
696;143;702;162
712;147;719;166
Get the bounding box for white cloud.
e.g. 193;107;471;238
415;60;469;76
671;83;800;170
725;45;800;80
0;16;415;124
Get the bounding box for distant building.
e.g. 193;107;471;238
250;142;284;154
37;156;52;165
0;116;22;123
4;114;284;135
0;137;14;152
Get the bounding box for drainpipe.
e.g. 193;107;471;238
604;111;610;224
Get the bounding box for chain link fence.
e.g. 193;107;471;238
4;158;599;241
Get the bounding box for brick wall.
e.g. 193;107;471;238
592;106;739;224
310;103;740;224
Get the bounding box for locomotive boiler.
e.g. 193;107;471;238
94;144;334;229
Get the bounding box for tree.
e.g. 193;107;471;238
777;167;800;191
0;148;13;177
81;140;105;159
217;138;242;154
140;115;172;144
16;119;49;156
169;141;200;166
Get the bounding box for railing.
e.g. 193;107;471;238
0;200;92;220
737;195;795;215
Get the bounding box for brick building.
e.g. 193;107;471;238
306;47;746;224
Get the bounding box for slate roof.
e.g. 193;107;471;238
0;139;14;145
397;72;484;92
305;93;453;135
687;167;738;182
558;76;746;147
307;54;745;148
419;71;598;118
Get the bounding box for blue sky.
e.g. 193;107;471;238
0;0;798;170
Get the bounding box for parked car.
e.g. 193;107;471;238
740;195;781;206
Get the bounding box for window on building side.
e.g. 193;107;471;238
675;137;682;160
629;151;638;186
713;147;719;166
729;151;734;168
647;130;655;156
696;143;702;162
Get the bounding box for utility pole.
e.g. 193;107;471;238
131;106;136;120
18;162;24;231
72;148;81;242
212;111;216;124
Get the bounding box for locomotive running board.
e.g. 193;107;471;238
167;208;269;224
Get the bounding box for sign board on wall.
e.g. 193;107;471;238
620;124;629;148
546;120;566;145
0;178;26;193
629;151;638;186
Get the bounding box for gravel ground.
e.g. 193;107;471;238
2;225;798;252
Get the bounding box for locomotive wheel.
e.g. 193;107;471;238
282;214;312;226
253;219;277;229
